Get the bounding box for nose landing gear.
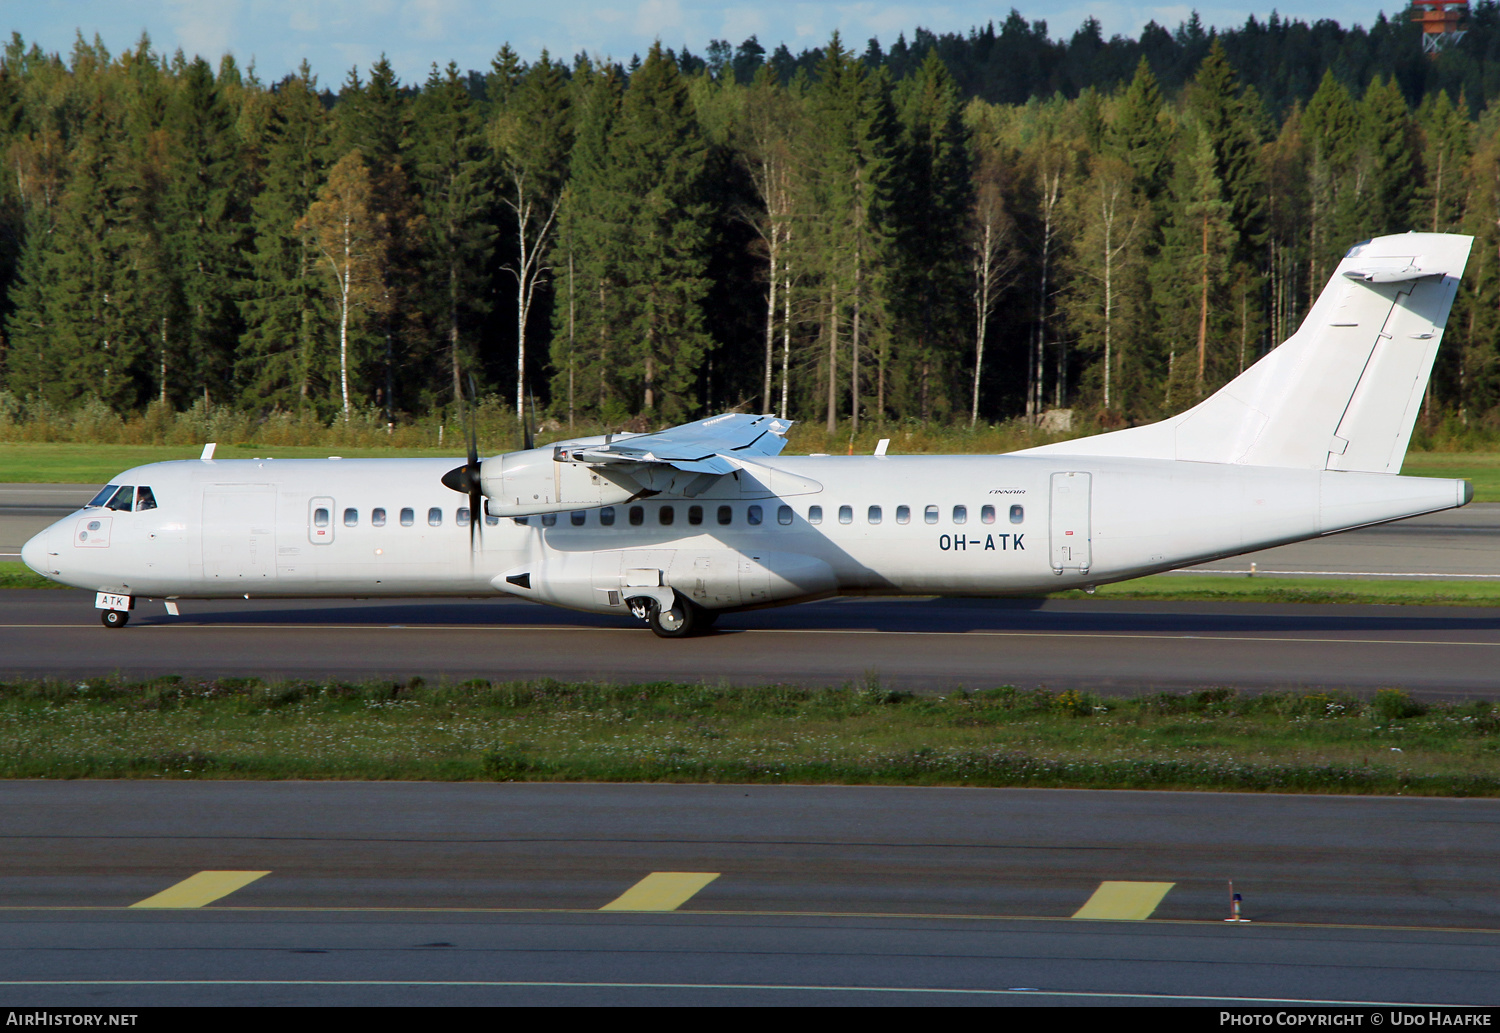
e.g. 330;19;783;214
100;609;129;629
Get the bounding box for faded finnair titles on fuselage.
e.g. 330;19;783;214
21;232;1477;636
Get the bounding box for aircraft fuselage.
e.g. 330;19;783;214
21;453;1470;618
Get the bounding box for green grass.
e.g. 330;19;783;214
0;442;461;483
1401;451;1500;501
6;440;1500;495
1051;575;1500;606
0;562;60;588
2;677;1495;795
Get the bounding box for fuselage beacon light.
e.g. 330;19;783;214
22;233;1478;637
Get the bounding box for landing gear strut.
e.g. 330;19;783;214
100;609;129;629
630;593;715;638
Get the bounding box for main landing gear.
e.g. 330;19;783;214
100;609;129;629
629;593;718;638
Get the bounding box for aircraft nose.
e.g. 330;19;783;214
20;527;55;575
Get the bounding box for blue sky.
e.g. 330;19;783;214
11;2;1407;85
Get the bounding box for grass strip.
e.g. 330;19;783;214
3;677;1496;796
1050;575;1500;606
5;441;1500;500
0;562;60;589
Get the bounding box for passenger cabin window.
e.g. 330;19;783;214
688;505;703;526
838;505;853;524
747;505;763;525
924;505;939;525
106;486;134;512
400;507;415;527
87;485;119;508
896;505;910;525
777;505;793;525
600;507;616;527
571;511;586;526
484;505;499;526
808;505;823;525
1010;504;1025;524
659;505;675;526
717;505;733;526
541;512;557;527
868;505;882;524
344;508;359;526
135;487;157;511
629;506;644;526
428;507;443;527
313;507;330;528
372;508;387;527
457;508;471;527
953;505;967;524
981;505;996;524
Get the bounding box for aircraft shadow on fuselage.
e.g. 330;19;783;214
125;593;1500;636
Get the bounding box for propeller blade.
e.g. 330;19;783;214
466;374;481;554
525;389;538;452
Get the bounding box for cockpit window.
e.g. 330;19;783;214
87;485;119;508
105;486;134;512
136;486;157;511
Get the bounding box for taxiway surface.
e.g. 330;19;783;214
2;783;1497;1006
3;589;1500;694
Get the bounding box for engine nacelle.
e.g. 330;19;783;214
480;443;641;517
493;548;838;614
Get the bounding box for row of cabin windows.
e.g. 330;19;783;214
86;485;158;512
312;506;500;528
514;502;1026;528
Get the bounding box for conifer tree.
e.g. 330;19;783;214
806;33;893;432
890;49;971;424
238;64;333;409
163;55;247;404
1358;75;1416;236
550;58;626;422
413;61;495;405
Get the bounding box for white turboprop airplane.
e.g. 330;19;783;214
20;232;1477;636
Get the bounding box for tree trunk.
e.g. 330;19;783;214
763;224;777;413
826;282;838;435
1196;212;1209;397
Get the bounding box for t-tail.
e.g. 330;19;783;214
1022;231;1474;474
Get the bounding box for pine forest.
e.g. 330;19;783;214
6;6;1500;445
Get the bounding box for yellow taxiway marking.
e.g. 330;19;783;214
129;871;270;909
599;872;720;912
1072;881;1176;921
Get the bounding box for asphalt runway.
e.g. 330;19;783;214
4;589;1500;695
2;783;1497;1006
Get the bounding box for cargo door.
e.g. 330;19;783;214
203;487;277;581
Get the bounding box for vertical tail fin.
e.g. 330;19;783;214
1020;232;1473;472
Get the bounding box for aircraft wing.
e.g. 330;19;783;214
564;413;793;475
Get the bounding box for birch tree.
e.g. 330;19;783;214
297;149;389;416
491;52;571;425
